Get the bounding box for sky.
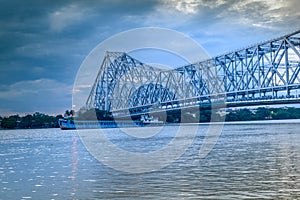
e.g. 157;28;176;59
0;0;299;116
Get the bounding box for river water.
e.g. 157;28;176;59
0;120;299;199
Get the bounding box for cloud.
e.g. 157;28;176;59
131;0;298;49
49;3;90;32
214;0;300;31
0;79;73;115
168;0;201;14
162;0;227;14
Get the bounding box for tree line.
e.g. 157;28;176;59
0;112;63;129
165;106;300;123
1;107;300;129
75;107;300;123
225;107;300;122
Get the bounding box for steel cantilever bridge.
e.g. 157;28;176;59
86;30;300;118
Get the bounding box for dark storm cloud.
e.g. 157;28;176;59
0;0;160;114
0;0;159;84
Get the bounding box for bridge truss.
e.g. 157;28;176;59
86;30;300;116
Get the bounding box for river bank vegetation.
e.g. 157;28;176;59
165;107;300;123
73;106;300;123
0;112;63;129
1;107;300;129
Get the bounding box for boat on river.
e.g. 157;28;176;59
58;115;163;130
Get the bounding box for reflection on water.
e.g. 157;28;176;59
71;135;78;199
0;121;299;199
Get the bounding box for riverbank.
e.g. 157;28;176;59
1;107;300;129
0;112;62;129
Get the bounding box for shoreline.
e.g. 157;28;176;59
1;118;300;131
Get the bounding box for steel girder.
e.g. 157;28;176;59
86;51;216;111
214;30;300;99
86;30;300;112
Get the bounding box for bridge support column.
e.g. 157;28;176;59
287;88;291;97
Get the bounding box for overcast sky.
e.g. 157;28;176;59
0;0;299;115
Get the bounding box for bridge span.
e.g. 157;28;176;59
85;30;300;118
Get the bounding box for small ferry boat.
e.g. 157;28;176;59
58;115;163;130
58;118;76;130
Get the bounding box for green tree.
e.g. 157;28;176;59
32;112;47;128
65;110;70;117
226;112;239;121
273;108;290;119
254;107;271;120
236;109;253;121
1;115;19;129
56;114;63;119
70;110;75;116
199;110;211;122
95;109;113;120
19;114;33;128
286;107;300;119
166;110;181;123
